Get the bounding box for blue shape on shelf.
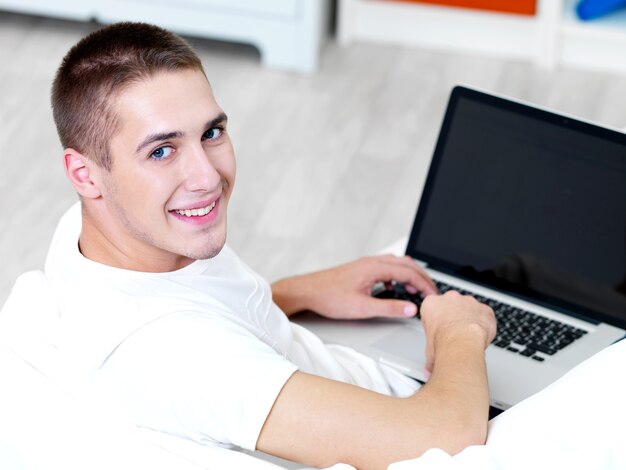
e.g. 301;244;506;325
576;0;626;20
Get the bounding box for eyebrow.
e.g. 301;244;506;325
134;112;229;154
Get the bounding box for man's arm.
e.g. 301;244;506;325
272;255;438;319
257;292;496;470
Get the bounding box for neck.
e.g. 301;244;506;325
78;205;194;273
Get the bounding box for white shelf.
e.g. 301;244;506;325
339;0;626;75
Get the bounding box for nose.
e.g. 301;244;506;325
181;143;221;193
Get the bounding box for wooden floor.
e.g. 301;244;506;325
1;10;625;305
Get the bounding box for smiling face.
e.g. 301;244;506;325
76;69;236;271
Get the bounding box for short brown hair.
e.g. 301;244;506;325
51;22;204;170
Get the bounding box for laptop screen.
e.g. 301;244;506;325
406;86;626;328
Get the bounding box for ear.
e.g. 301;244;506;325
63;149;103;199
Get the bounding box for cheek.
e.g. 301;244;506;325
224;157;236;183
216;144;236;183
114;168;178;210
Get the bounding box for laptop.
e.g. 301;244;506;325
294;85;626;411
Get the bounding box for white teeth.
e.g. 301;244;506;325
174;201;216;217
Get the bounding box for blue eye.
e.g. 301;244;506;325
151;146;173;160
203;127;223;141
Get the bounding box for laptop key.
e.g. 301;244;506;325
555;338;574;349
526;343;557;355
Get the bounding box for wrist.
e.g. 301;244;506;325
429;325;490;389
272;275;313;317
435;324;491;352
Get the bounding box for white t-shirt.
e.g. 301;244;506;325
41;202;418;458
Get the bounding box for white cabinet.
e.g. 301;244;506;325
0;0;330;73
338;0;626;75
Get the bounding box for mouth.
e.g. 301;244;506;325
172;200;217;218
169;197;221;225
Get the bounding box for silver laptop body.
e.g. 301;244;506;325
295;86;626;410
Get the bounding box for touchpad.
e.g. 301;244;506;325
372;325;426;365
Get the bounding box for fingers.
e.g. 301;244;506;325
381;254;438;294
357;297;418;319
421;290;497;348
369;254;438;296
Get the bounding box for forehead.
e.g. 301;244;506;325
112;69;219;140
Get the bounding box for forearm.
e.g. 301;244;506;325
414;327;491;450
258;327;489;470
358;330;489;468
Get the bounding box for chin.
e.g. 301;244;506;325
194;245;224;260
165;224;227;261
188;234;227;260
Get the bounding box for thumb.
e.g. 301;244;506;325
368;298;418;318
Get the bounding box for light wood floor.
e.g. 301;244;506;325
1;10;625;306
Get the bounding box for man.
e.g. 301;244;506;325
27;22;495;469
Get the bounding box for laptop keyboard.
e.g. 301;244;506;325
374;280;588;362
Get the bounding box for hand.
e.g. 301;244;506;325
272;255;438;319
420;291;497;373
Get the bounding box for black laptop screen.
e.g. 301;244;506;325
406;87;626;328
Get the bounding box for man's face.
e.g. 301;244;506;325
93;69;235;270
